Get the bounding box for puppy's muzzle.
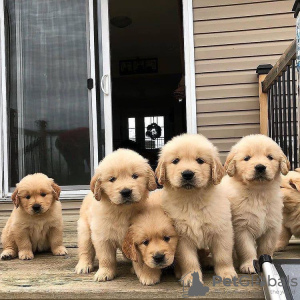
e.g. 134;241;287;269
32;203;42;213
120;188;133;203
255;164;266;173
153;253;165;265
181;170;195;181
254;164;267;180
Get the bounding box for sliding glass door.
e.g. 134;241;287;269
4;0;99;191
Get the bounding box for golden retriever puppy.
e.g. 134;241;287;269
0;173;67;260
122;190;178;285
75;149;156;282
276;169;300;251
221;134;289;274
156;134;237;286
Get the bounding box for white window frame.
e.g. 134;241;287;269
0;0;100;199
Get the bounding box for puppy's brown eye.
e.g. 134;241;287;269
132;174;138;179
109;177;116;183
244;156;251;161
25;195;30;200
142;240;149;246
172;158;180;164
41;193;46;197
196;158;204;165
267;155;274;161
163;236;170;242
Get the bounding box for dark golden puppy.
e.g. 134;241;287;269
122;191;178;285
0;173;67;260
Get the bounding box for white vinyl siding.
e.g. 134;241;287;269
193;0;295;162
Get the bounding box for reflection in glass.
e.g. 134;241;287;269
7;0;91;186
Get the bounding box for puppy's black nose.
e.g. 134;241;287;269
182;170;195;180
120;188;132;198
153;253;165;264
255;164;266;173
32;203;41;212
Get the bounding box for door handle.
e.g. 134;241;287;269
101;74;109;95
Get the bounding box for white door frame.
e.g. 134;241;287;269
182;0;197;134
0;0;99;199
99;0;197;147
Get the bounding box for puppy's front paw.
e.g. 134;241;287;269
139;274;160;286
240;262;256;274
0;249;17;260
52;246;68;256
216;267;238;280
75;260;94;274
180;272;202;287
93;267;116;282
19;250;34;260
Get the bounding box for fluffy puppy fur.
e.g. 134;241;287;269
0;173;67;260
75;149;157;282
156;134;236;287
221;134;289;274
122;190;178;286
276;169;300;251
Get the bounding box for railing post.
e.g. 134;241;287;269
256;64;273;136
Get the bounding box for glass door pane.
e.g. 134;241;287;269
6;0;95;187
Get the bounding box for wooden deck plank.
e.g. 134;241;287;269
0;209;298;299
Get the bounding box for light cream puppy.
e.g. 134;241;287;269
122;190;178;286
276;169;300;251
221;134;289;274
75;149;156;282
156;134;237;287
1;173;67;260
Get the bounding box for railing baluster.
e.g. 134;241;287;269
282;70;287;155
287;65;293;163
274;82;278;143
271;86;275;140
278;77;283;148
292;59;298;169
268;88;271;137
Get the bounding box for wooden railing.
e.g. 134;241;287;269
257;39;299;169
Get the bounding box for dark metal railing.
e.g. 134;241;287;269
257;39;299;169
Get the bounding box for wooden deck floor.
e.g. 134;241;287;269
1;206;300;299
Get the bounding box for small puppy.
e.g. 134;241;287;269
75;149;156;282
221;134;289;274
156;134;237;286
1;173;67;260
122;190;178;286
276;169;300;251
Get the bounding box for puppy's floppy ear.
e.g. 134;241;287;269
122;228;138;262
289;178;300;191
51;181;61;201
90;172;101;201
224;150;236;177
295;168;300;173
280;153;290;175
11;186;20;208
147;165;157;191
155;160;166;185
211;155;225;185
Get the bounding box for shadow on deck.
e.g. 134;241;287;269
1;206;299;299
